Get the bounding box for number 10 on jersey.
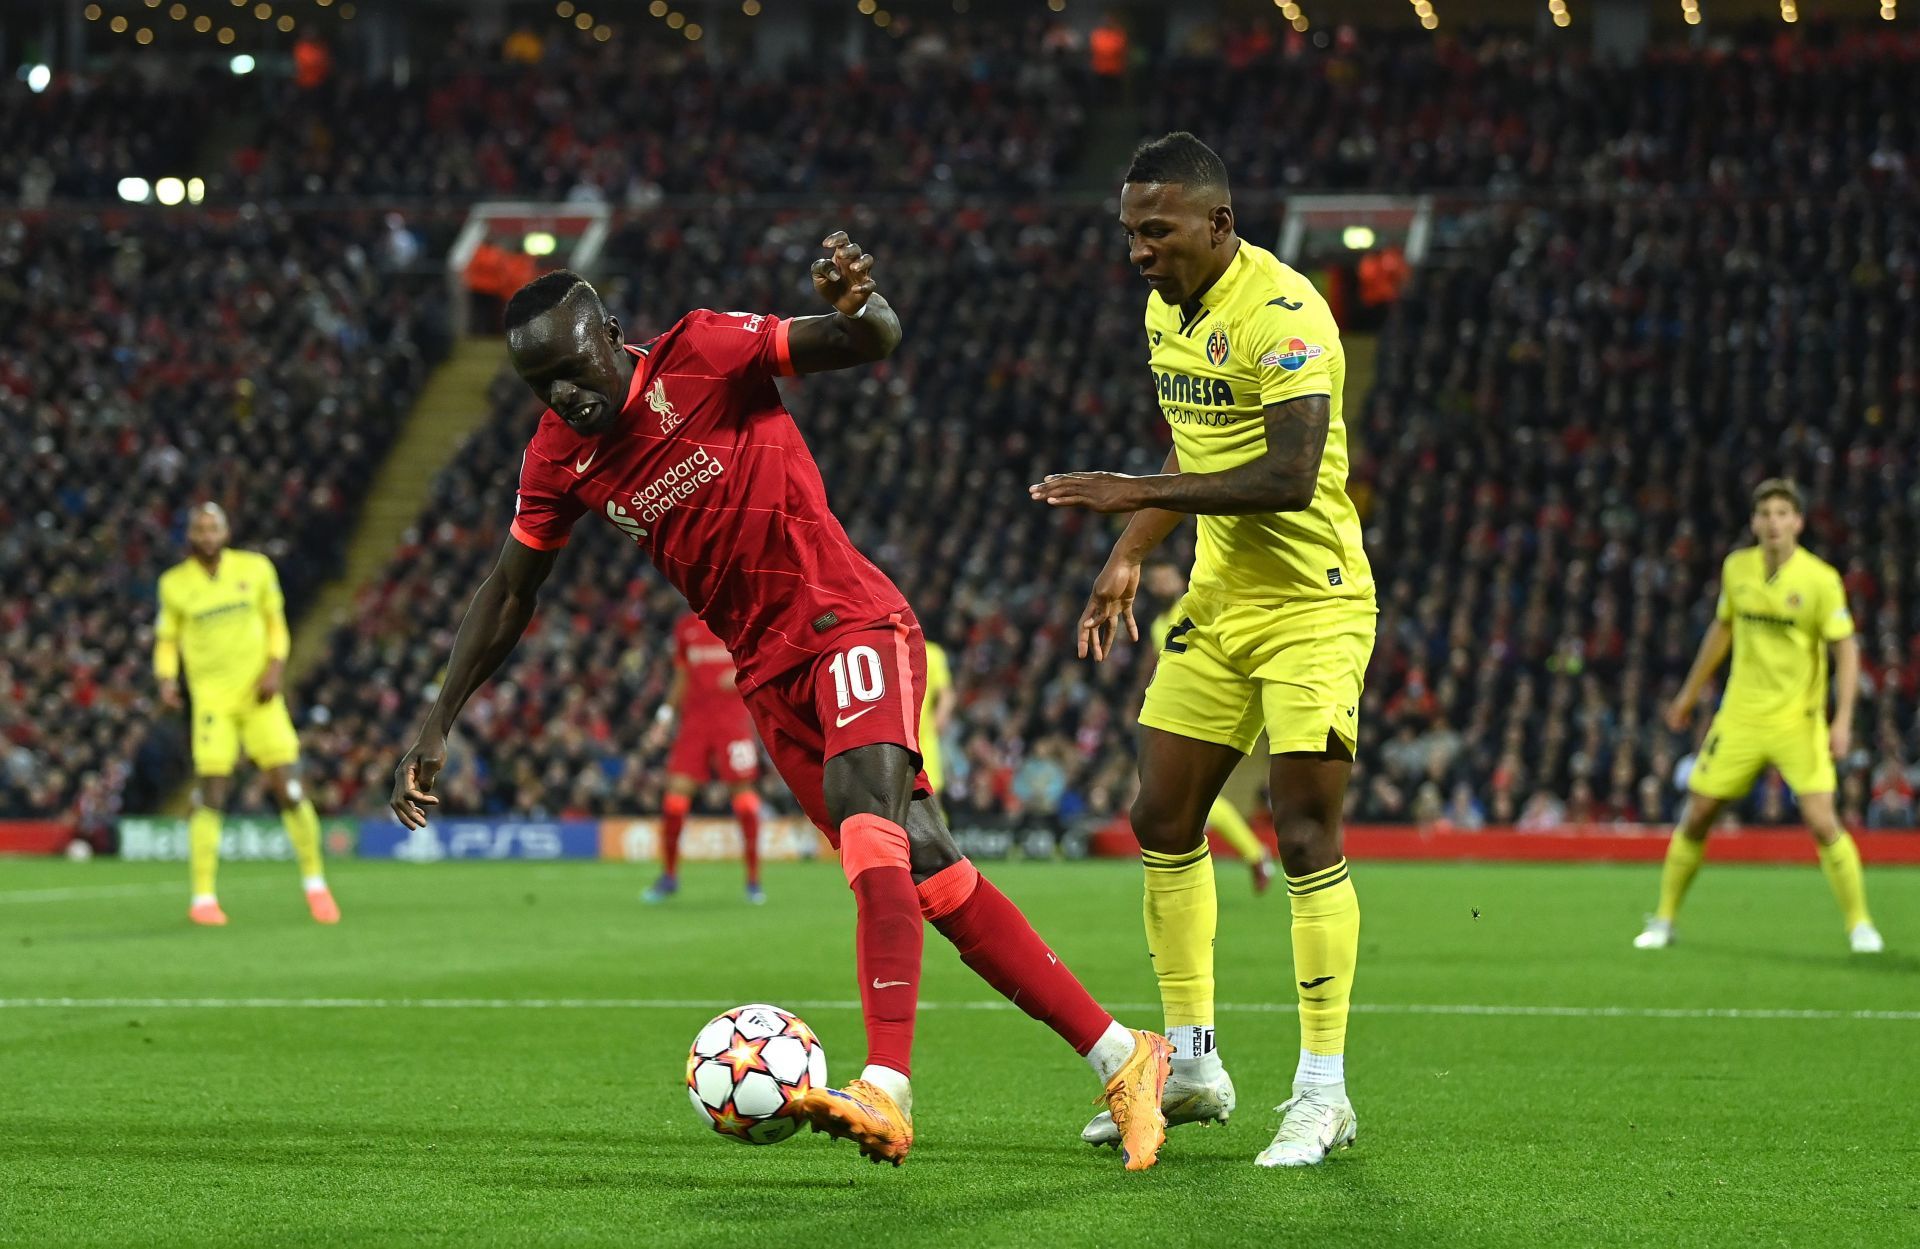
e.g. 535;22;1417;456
828;645;886;708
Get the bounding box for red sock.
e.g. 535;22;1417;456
661;792;691;878
840;813;921;1076
733;791;761;887
920;860;1113;1055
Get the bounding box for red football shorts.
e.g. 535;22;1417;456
665;710;760;785
744;611;930;839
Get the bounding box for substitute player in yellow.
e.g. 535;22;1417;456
1635;480;1882;954
919;639;957;804
154;503;339;926
1033;132;1373;1167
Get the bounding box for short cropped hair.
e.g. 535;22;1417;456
1124;132;1229;195
504;269;598;332
1752;478;1805;514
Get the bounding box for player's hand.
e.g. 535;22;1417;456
158;678;182;710
1029;472;1151;514
1830;721;1853;761
391;735;446;829
811;231;876;318
1077;558;1142;663
1662;694;1695;734
255;661;284;704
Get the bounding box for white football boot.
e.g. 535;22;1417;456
1632;916;1674;950
1082;1063;1235;1147
1255;1084;1357;1168
1850;923;1885;954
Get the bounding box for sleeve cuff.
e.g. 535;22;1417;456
772;317;795;377
510;518;569;551
1260;389;1333;408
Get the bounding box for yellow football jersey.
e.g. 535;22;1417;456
1144;240;1371;603
920;640;952;741
1714;545;1853;721
154;549;289;710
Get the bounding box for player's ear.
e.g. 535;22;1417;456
1211;204;1234;246
604;315;622;346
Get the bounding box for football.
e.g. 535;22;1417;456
685;1003;828;1144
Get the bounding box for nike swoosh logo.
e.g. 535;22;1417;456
1299;975;1335;989
574;452;596;474
835;707;876;728
871;978;911;989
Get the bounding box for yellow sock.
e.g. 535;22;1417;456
1289;859;1359;1060
282;799;325;883
1205;796;1267;864
1142;843;1217;1058
1816;832;1872;930
1655;831;1707;922
189;806;222;899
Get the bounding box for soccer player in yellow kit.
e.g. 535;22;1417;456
1033;132;1373;1167
154;504;338;926
919;640;956;802
1636;480;1882;954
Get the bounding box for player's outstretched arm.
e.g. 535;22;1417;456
786;230;902;374
1664;618;1732;732
1030;395;1331;516
1068;448;1186;663
390;535;559;828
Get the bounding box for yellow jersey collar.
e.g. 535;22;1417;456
1189;241;1249;314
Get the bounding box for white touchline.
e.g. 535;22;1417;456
1;998;1915;1022
0;883;188;905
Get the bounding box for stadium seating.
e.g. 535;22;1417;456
14;26;1912;205
1354;192;1920;828
8;21;1918;834
1149;27;1919;193
0;211;445;822
299;183;1920;832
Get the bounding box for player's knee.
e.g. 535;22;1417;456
1270;809;1337;869
1129;793;1203;856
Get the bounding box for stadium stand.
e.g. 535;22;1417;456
1355;192;1920;829
6;21;1917;835
0;211;446;825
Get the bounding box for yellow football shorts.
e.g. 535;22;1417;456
1139;591;1377;756
1688;711;1835;800
192;694;302;777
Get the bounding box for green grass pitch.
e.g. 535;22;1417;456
2;856;1916;1247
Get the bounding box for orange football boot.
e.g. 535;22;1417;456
791;1079;914;1166
188;900;228;926
306;885;341;925
1098;1030;1173;1171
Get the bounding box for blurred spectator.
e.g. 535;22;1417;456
0;212;443;816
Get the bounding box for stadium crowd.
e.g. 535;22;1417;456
1353;191;1920;831
292;187;1920;834
6;23;1915;206
0;211;445;826
4;18;1917;835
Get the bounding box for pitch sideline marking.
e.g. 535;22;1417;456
0;883;185;905
0;998;1915;1022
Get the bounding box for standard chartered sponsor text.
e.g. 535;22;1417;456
631;447;726;525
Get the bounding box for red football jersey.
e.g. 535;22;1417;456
509;309;909;692
672;611;745;716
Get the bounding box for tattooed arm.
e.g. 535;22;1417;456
1029;394;1330;516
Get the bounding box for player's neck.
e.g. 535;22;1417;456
616;346;640;401
1183;236;1241;312
193;551;223;575
1761;543;1797;574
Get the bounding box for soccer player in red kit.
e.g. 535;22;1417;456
646;611;766;905
390;234;1172;1170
